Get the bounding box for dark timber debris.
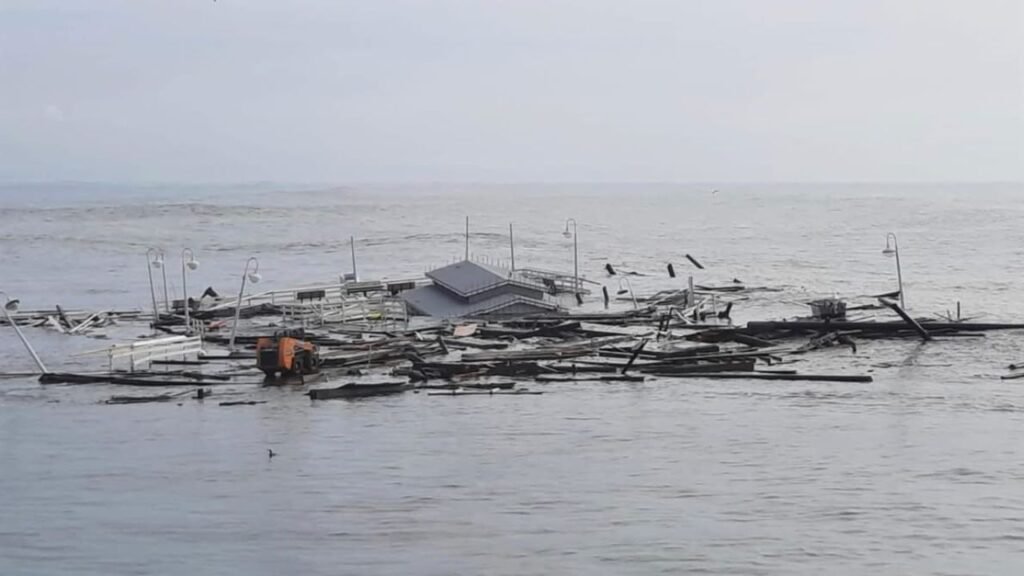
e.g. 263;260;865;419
12;257;1023;405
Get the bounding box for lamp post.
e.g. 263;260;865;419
145;248;165;324
349;236;358;282
563;218;579;298
882;233;905;308
0;291;48;373
160;251;169;312
229;257;261;351
509;222;516;271
181;248;200;335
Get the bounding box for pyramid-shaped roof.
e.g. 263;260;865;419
426;260;544;298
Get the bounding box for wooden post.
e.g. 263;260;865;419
622;339;648;375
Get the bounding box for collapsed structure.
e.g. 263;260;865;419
401;260;561;318
5;250;1024;404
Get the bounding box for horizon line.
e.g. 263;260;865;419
1;179;1022;188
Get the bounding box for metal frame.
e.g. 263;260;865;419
76;335;203;373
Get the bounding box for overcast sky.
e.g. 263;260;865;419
1;0;1021;183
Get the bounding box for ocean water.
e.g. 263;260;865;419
2;183;1024;575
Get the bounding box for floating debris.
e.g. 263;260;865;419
308;381;411;400
13;239;1018;404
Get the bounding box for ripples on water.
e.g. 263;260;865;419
2;184;1024;575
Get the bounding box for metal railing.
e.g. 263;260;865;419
203;278;423;314
76;335;204;373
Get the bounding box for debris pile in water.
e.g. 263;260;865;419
4;254;1022;406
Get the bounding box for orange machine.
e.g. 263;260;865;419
256;329;321;379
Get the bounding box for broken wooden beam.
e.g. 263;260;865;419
426;389;543;396
416;382;516;390
641;359;756;374
622;339;649;375
535;374;645;383
730;334;775;348
744;320;1024;334
656;372;873;383
878;298;932;342
39;372;251;386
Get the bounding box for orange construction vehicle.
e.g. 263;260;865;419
256;329;321;379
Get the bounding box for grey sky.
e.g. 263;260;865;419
1;0;1021;183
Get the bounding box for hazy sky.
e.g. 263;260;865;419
1;0;1021;183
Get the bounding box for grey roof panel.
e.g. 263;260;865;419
402;284;558;318
426;261;505;297
426;260;546;298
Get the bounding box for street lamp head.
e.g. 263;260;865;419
244;257;260;283
563;218;576;237
882;232;899;257
616;289;628;295
186;259;199;271
149;249;165;268
882;233;896;257
4;298;19;312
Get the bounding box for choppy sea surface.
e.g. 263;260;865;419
2;183;1024;575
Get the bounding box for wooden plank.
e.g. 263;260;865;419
426;389;543;396
655;372;873;383
55;305;75;330
69;311;108;335
879;298;932;342
745;320;1024;333
730;334;776;348
642;360;756;374
622;339;649;375
535;374;645;383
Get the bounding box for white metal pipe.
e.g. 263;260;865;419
229;257;259;351
0;292;48;374
146;248;160;326
181;248;197;335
